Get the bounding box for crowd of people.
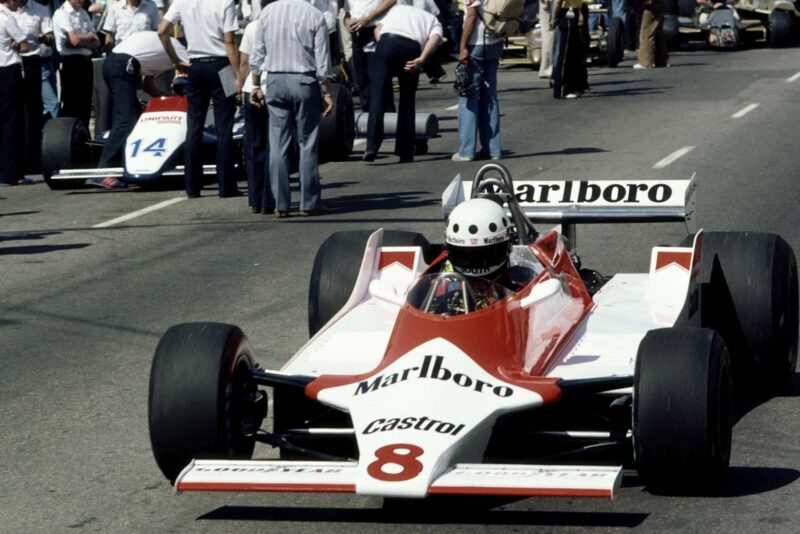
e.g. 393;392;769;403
0;0;672;212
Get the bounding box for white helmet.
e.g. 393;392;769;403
445;198;511;276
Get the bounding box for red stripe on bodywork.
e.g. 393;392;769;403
145;96;188;113
306;232;590;404
655;251;692;272
428;486;612;498
176;482;356;493
378;250;416;271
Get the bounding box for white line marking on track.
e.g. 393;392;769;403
653;146;695;169
92;197;186;228
731;103;759;119
787;72;800;83
446;104;459;111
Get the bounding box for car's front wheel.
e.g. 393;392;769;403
148;322;267;483
41;117;91;190
634;327;732;494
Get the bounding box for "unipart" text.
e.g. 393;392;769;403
363;416;465;436
354;355;513;397
509;181;673;204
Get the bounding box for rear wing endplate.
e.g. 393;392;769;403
442;174;696;228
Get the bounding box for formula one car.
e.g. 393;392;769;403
41;83;355;190
148;164;797;500
674;0;800;48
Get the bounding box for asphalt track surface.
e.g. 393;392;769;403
2;46;800;533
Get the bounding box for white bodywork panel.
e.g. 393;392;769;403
125;111;187;176
316;337;546;497
548;245;694;382
282;230;427;376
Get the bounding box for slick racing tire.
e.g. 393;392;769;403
149;322;266;483
769;10;797;48
695;232;798;395
319;83;355;163
41;117;91;190
607;17;625;67
308;229;432;337
634;327;733;494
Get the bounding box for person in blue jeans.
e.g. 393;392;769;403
452;0;502;162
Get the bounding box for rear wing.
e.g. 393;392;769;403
442;174;696;227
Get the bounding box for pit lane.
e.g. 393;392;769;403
1;46;799;533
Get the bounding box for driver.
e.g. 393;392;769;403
441;198;536;309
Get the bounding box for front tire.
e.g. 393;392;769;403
41;117;91;190
148;322;266;483
634;328;733;494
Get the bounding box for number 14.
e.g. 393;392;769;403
130;137;167;158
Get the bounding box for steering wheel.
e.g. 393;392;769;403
422;272;478;316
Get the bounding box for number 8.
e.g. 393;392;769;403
367;443;424;482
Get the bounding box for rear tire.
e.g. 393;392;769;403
148;322;266;483
41;117;91;190
634;328;732;494
769;10;797;48
319;83;355;163
696;232;798;395
308;230;431;336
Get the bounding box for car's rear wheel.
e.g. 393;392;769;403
319;83;355;163
634;327;732;494
308;229;432;337
41;117;91;190
769;9;797;48
696;232;798;395
148;322;266;483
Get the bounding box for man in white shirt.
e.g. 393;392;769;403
158;0;241;198
14;0;53;174
90;31;188;188
311;0;340;64
102;0;159;49
343;0;395;112
363;4;441;163
52;0;100;128
249;0;333;217
1;0;32;186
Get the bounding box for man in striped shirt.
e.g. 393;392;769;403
249;0;333;218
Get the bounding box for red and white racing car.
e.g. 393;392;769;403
148;164;797;499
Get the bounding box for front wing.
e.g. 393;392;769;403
176;460;622;499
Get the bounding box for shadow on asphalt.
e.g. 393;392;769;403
732;372;800;425
0;230;60;242
624;466;800;498
721;467;800;497
199;504;648;527
0;210;40;218
0;243;90;255
321;190;438;215
587;87;671;98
